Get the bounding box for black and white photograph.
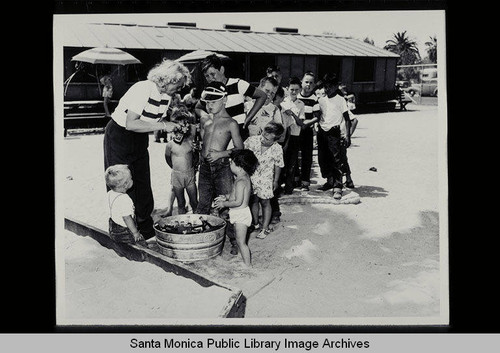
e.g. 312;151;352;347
53;9;448;326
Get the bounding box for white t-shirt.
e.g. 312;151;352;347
108;190;135;227
111;80;172;127
318;94;348;131
280;97;305;136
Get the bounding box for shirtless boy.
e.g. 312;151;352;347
195;81;244;255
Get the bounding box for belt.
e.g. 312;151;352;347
200;156;230;164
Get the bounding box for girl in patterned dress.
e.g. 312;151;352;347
243;122;285;239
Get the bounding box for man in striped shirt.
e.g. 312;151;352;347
195;54;267;142
297;71;321;192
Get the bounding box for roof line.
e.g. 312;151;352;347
89;22;353;39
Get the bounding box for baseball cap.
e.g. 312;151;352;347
200;81;227;102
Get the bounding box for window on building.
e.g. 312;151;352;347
317;56;342;82
249;54;276;85
353;57;375;82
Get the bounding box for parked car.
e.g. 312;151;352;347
396;80;411;89
403;68;438;97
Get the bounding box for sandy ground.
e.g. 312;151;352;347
57;103;446;324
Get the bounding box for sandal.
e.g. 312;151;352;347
257;228;272;239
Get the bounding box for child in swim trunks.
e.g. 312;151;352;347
244;122;285;239
213;149;259;266
165;107;199;214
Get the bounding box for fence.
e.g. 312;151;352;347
396;63;438;105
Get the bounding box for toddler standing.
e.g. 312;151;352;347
164;107;199;215
244;122;285;239
105;164;147;245
214;150;259;266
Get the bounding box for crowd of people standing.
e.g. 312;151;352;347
103;55;358;266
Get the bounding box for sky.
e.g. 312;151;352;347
56;10;445;57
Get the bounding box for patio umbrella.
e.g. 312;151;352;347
65;47;141;96
175;50;229;63
71;47;141;65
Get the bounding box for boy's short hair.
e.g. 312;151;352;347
170;104;193;123
105;164;131;190
302;71;316;80
230;149;259;176
263;122;284;139
288;76;302;87
274;86;285;99
259;76;279;88
201;54;222;73
266;65;280;75
321;73;339;86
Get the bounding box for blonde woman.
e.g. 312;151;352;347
103;59;191;239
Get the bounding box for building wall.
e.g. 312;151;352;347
63;47;397;103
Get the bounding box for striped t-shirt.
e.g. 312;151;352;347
297;92;320;127
200;78;256;125
111;80;171;127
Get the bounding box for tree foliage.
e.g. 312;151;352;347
384;31;421;65
424;35;437;63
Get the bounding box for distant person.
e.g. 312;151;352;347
164;107;199;215
339;84;359;136
195;81;244;256
195;54;267;141
297;71;321;191
105;164;147;246
269;85;289;224
244;122;284;239
100;75;114;117
266;65;283;86
244;76;280;137
280;77;306;194
317;73;351;200
103;59;189;239
181;86;200;113
214;149;259;267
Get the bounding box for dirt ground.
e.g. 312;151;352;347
57;103;446;325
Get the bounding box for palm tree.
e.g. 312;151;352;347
425;35;437;63
384;31;421;65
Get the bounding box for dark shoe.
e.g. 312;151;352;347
344;180;355;189
284;190;293;195
318;182;334;191
300;184;310;191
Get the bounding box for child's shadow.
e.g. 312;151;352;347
353;185;388;199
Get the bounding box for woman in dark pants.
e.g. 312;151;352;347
104;59;191;239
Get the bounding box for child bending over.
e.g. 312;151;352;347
214;149;259;266
105;164;147;245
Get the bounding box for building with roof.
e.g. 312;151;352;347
62;22;400;110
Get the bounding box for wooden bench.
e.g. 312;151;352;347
63;100;117;136
397;90;413;111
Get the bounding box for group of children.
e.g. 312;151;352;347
105;61;358;267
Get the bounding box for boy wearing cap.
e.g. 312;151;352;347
196;54;267;141
196;81;244;255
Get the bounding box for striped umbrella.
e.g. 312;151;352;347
71;47;141;65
